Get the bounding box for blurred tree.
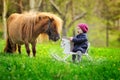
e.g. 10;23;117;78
95;0;120;46
2;0;8;39
29;0;35;11
0;0;3;17
29;0;43;11
39;0;49;11
49;0;86;36
11;0;23;13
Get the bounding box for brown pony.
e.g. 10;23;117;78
4;12;63;57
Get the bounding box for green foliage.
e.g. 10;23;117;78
96;0;120;20
0;40;120;80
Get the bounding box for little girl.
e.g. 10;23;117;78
69;23;88;62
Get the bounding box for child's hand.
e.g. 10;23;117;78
69;37;73;41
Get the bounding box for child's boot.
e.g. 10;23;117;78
77;51;82;63
72;54;76;63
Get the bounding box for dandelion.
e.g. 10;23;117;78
113;64;116;66
80;66;83;69
29;69;31;72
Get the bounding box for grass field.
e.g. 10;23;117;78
0;39;120;80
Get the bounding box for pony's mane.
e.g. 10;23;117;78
22;12;63;34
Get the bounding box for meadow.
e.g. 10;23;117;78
0;39;120;80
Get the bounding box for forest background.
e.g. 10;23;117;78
0;0;120;48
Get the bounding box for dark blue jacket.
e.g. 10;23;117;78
72;33;88;53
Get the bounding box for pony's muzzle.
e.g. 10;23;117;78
55;36;60;41
52;34;60;41
49;34;60;41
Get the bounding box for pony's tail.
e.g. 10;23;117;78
4;37;16;53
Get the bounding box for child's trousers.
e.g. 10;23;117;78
72;51;82;62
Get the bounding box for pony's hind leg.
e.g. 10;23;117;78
25;43;30;56
31;41;36;57
4;38;12;53
4;38;16;53
18;45;21;54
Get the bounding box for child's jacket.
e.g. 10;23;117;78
72;33;88;53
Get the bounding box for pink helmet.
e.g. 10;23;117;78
78;23;88;33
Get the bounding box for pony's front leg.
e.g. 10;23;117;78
18;45;21;54
31;41;36;57
25;43;30;56
11;43;17;53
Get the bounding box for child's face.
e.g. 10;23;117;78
77;27;83;34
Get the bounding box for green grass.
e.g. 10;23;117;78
0;40;120;80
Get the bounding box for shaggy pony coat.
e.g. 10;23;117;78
4;12;63;56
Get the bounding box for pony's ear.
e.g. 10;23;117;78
43;16;49;19
50;18;54;22
39;16;41;20
35;16;41;24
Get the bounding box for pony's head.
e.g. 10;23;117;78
46;18;60;41
37;12;63;42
